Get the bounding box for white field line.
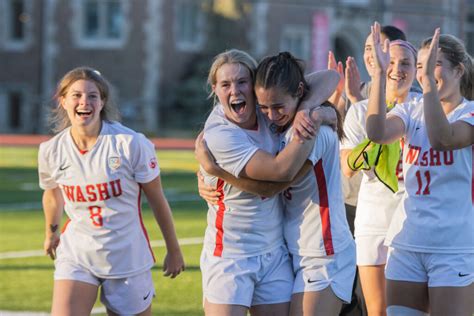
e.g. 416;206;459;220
0;237;203;260
0;306;106;315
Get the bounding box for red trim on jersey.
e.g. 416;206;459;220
79;149;88;155
314;159;334;255
61;219;71;233
213;179;226;257
137;184;156;262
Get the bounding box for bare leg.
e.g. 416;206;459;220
359;265;386;315
429;283;474;316
386;280;429;313
51;280;98;316
250;302;290;316
290;287;342;316
204;298;248;316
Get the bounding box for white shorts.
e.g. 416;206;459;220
355;234;388;266
200;245;293;307
54;259;155;314
292;242;356;304
386;248;474;287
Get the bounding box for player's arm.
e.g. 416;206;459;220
141;176;185;278
241;136;314;182
199;162;312;200
426;120;474;150
42;187;64;260
293;70;340;139
340;149;359;178
365;22;405;144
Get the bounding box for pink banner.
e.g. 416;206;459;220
392;18;407;34
312;12;329;71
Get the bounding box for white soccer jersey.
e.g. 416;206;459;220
340;93;420;236
201;104;284;258
386;99;474;253
281;125;353;256
38;121;160;278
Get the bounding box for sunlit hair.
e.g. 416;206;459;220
49;66;120;133
421;34;474;100
207;49;258;105
256;52;344;140
255;52;309;98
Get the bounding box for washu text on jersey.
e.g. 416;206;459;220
405;145;454;166
62;179;123;202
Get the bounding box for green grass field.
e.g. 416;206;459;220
0;146;207;315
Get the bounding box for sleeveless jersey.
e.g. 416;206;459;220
201;105;284;258
340;93;420;236
386;99;474;253
38;121;159;278
281;125;353;256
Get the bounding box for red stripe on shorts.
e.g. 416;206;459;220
138;184;156;262
314;159;334;255
213;179;226;257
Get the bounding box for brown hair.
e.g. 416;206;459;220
255;52;344;140
49;67;120;133
421;34;474;100
207;49;258;105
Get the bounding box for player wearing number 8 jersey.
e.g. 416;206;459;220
38;67;184;316
366;23;473;315
39;120;161;276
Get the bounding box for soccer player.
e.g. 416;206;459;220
198;49;339;316
365;23;473;316
39;67;185;316
339;38;420;315
196;52;355;316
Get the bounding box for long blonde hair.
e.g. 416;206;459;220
49;67;120;133
207;49;258;106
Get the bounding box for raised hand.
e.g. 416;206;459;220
420;28;441;88
370;22;390;75
345;56;363;104
328;51;345;97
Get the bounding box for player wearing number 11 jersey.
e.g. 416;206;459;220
366;24;473;315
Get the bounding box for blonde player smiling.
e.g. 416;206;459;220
197;49;339;316
39;67;184;316
196;52;354;316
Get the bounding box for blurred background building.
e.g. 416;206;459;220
0;0;472;136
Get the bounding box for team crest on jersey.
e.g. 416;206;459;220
149;157;157;169
108;157;121;170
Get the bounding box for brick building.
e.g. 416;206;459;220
0;0;472;135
